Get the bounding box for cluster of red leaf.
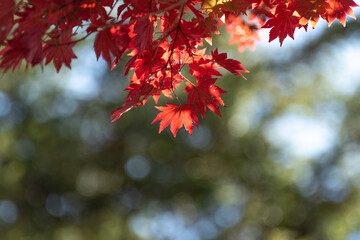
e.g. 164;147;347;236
0;0;358;136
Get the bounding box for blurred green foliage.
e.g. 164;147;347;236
1;19;360;240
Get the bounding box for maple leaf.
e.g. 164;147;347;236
202;0;225;10
222;0;253;14
262;4;302;45
185;81;226;118
94;26;128;67
0;27;45;72
110;99;140;122
43;31;77;72
101;0;115;7
189;57;223;79
291;0;331;28
152;103;199;137
0;0;15;44
132;47;166;78
133;18;155;53
0;44;24;73
324;0;358;26
211;49;249;78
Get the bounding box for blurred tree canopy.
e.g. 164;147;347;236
1;17;360;240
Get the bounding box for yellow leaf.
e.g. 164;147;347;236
202;0;225;9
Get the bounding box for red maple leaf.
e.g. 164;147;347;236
291;0;331;28
43;31;77;72
110;99;140;122
211;49;249;78
94;26;125;67
262;4;302;45
222;0;253;14
152;103;199;137
0;0;15;44
0;44;24;73
133;18;155;53
324;0;358;26
185;81;226;118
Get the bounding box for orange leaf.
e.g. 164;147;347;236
152;103;199;137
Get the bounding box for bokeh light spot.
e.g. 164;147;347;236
0;92;11;117
0;200;19;224
125;155;151;180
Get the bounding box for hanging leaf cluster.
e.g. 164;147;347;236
0;0;358;136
